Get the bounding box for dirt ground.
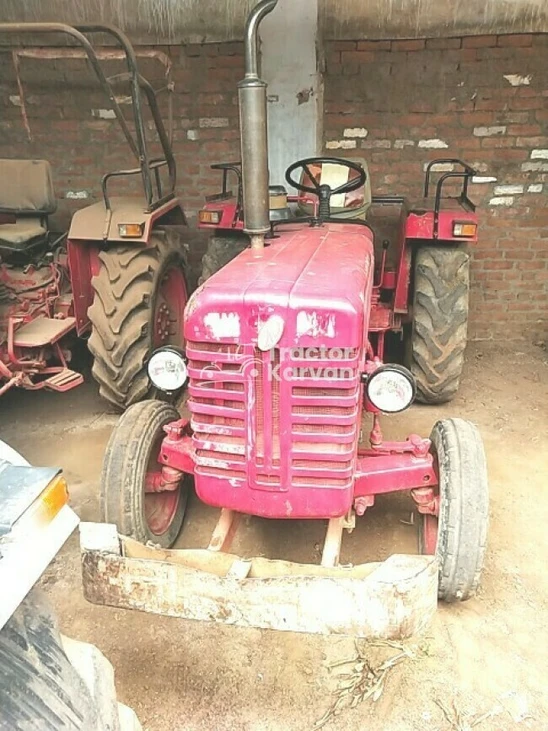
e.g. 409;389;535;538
1;341;547;731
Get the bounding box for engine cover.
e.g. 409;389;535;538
185;223;374;518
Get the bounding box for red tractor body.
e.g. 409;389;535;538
85;0;489;640
185;222;374;518
198;160;479;366
160;220;436;525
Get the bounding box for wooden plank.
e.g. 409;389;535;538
80;525;438;640
121;536;380;579
321;517;345;567
208;509;241;552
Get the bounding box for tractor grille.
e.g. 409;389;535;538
187;341;247;479
187;341;361;490
288;348;360;489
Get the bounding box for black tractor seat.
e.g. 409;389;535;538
0;159;56;254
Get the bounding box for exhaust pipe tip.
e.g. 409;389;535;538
238;0;279;242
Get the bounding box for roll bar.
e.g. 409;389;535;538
0;23;176;212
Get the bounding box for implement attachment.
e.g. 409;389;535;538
80;520;437;640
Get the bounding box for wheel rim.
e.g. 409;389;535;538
153;262;187;349
144;432;181;536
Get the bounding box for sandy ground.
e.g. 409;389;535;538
1;342;547;731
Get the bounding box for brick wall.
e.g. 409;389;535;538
0;42;245;283
324;34;548;340
1;35;547;339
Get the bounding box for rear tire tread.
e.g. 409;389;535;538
199;233;249;285
88;228;188;411
407;246;470;404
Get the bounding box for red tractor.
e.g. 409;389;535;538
0;24;188;409
197;159;478;407
83;0;488;638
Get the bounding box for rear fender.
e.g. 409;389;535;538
67;240;102;336
68;198;186;245
393;210;478;314
68;199;188;335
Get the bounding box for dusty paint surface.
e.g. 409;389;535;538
296;311;336;339
203;312;240;340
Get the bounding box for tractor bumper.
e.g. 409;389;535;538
80;523;438;639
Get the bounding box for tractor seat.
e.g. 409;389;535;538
0;220;47;248
0;159;56;254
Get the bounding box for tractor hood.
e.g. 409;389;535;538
185;223;374;352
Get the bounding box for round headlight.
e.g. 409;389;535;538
147;347;188;393
365;364;416;413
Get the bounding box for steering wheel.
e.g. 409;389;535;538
285;156;367;197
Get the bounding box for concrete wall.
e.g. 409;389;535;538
261;0;319;187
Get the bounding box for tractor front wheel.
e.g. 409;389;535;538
406;245;470;404
88;228;188;411
101;400;188;548
199;232;249;285
418;418;489;602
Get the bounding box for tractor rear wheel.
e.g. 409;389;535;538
418;418;489;602
101;399;188;548
88;228;188;411
199;232;249;285
406;246;470;404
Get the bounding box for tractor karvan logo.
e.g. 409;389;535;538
198;346;357;382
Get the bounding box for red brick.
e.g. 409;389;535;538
341;51;375;64
491;149;530;162
391;39;426;52
516;136;548;147
357;40;391;51
481;137;517;148
477;46;534;60
331;41;357;51
507;124;542;136
500;112;532;124
462;35;497;48
426;38;462;50
497;34;533;47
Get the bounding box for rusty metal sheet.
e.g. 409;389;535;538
320;0;548;39
0;0;255;44
80;522;438;639
1;0;548;43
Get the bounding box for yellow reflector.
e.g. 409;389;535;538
38;476;69;523
118;223;144;238
453;222;477;238
199;210;222;224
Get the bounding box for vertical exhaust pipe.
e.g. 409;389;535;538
238;0;279;251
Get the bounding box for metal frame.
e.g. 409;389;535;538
0;23;176;213
423;159;477;239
